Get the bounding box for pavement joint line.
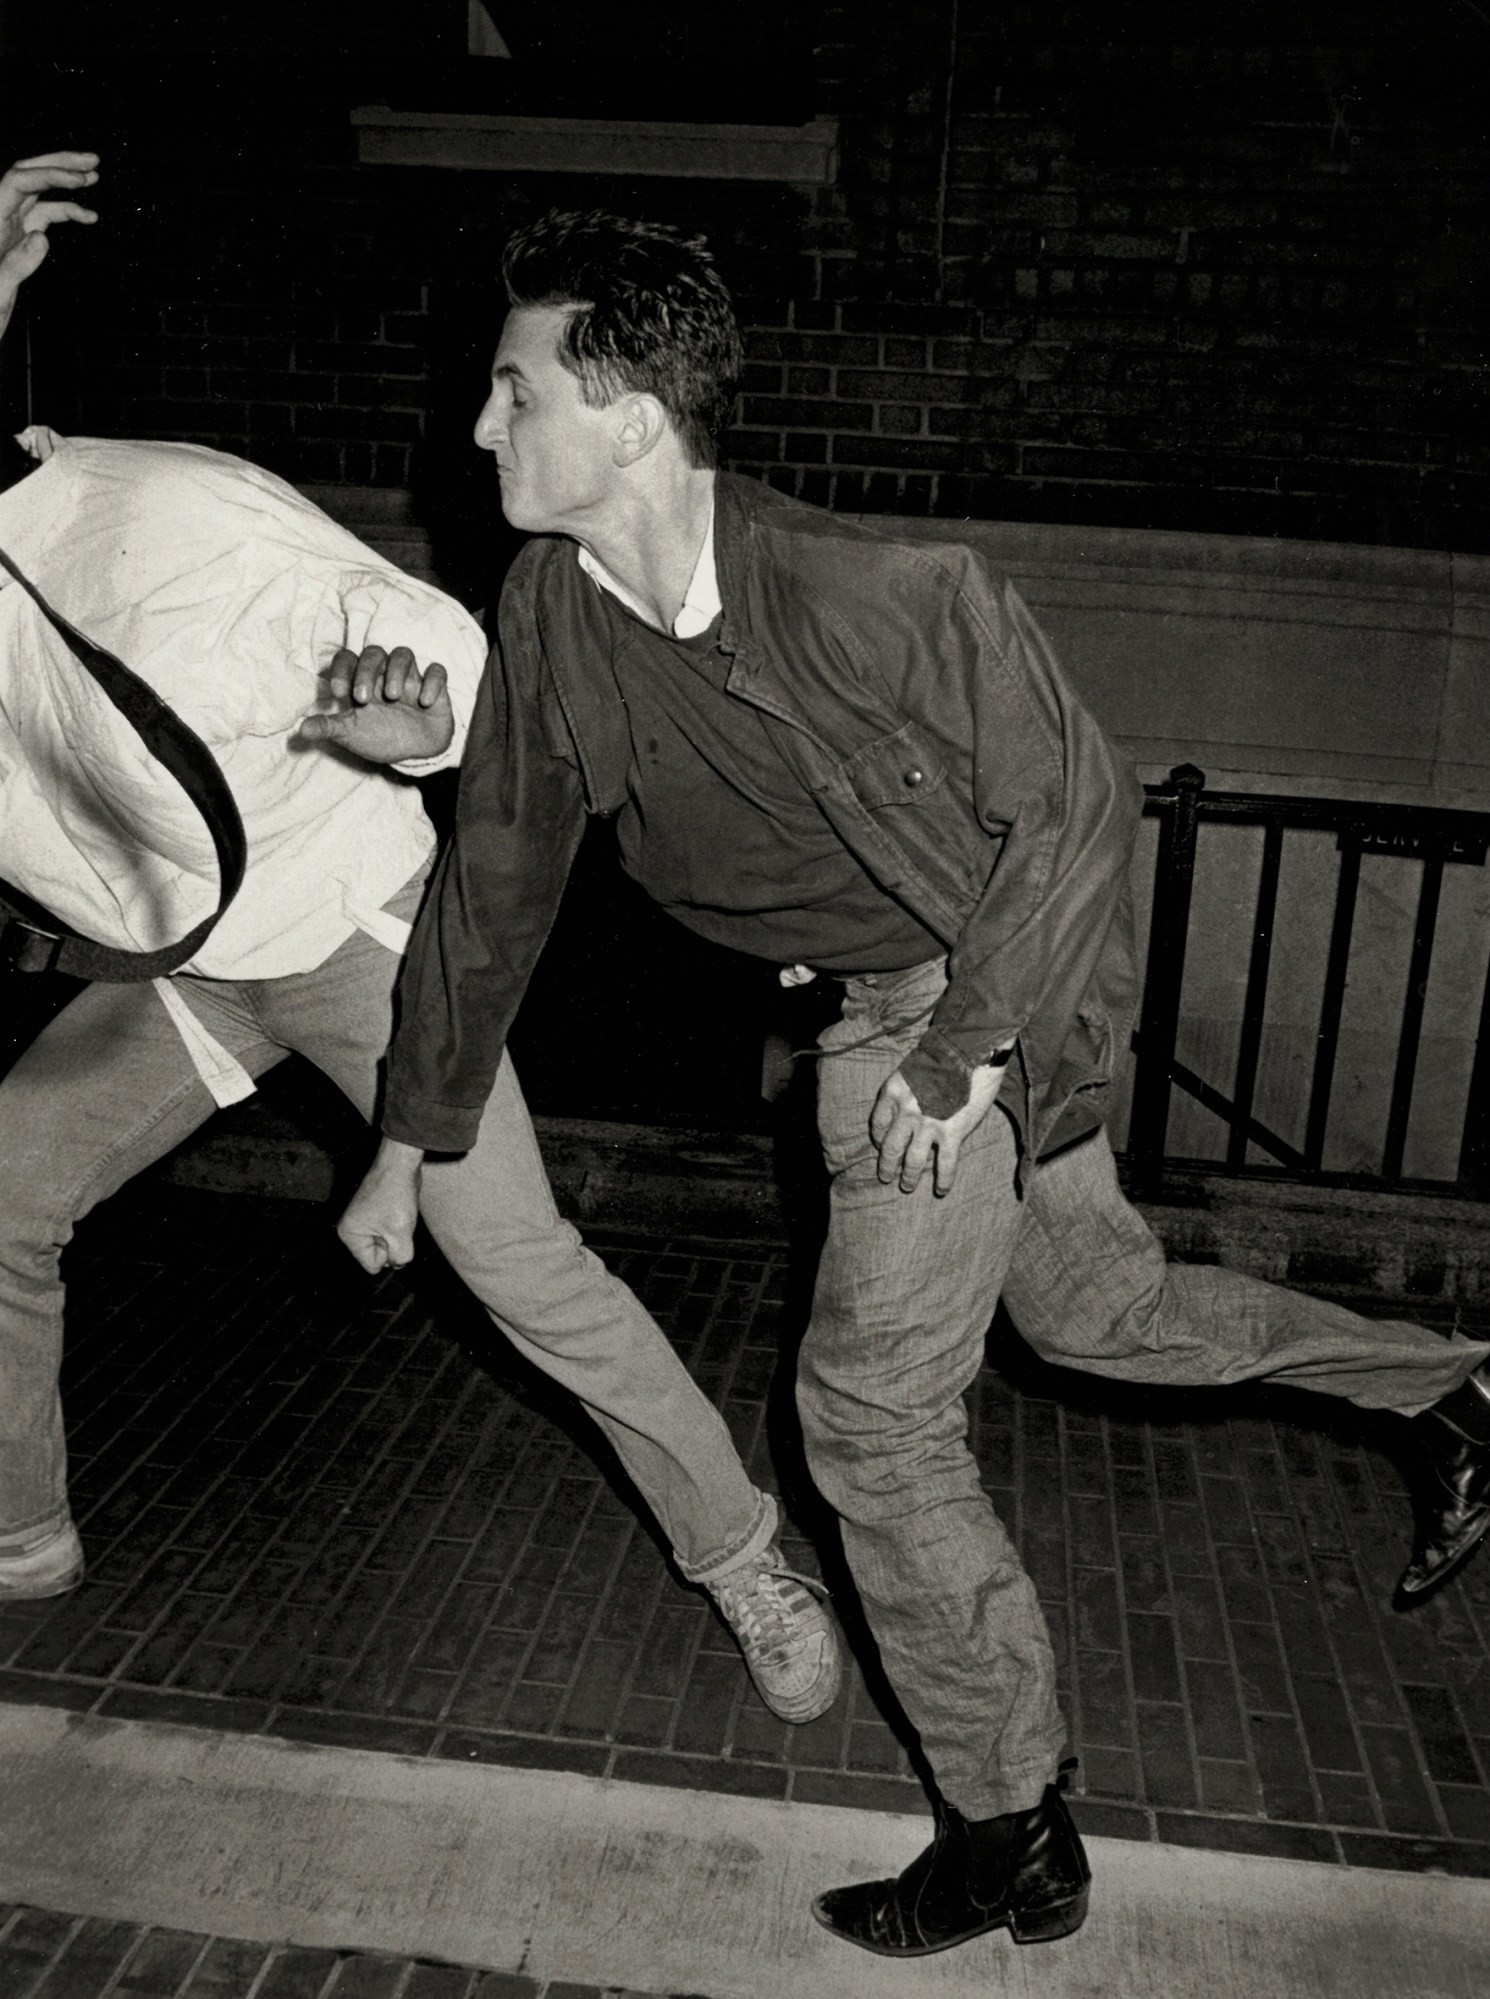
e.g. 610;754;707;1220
1;1700;1488;1999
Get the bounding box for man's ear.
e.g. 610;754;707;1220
612;393;670;468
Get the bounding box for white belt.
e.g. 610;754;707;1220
338;889;415;958
151;977;258;1107
152;891;416;1110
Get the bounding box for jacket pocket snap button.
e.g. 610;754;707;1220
902;767;924;787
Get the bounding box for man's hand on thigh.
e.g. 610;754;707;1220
869;1061;1007;1197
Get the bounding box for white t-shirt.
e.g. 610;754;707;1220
0;436;485;979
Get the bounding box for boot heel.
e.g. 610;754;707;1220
1009;1883;1090;1944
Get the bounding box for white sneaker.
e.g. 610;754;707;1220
0;1518;84;1601
705;1544;843;1723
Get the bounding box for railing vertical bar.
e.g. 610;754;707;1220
1382;857;1443;1183
1458;947;1490;1188
1305;844;1360;1172
1227;821;1283;1169
1129;764;1205;1180
1137;779;1490;1195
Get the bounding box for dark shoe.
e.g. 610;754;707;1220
811;1785;1090;1956
1396;1364;1490;1607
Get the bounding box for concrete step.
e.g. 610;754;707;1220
3;1702;1486;1999
157;1098;1490;1304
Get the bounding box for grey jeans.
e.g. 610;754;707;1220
0;867;774;1584
796;958;1489;1818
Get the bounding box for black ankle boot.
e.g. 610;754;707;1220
1396;1363;1490;1607
811;1785;1091;1956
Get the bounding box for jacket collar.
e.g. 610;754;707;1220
707;474;845;754
713;471;762;663
575;490;721;638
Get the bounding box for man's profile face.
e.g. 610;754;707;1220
473;305;619;536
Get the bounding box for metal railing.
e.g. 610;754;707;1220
1128;765;1490;1195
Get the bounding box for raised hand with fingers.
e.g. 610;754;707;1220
296;643;454;766
0;150;100;337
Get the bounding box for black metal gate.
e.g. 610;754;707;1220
1129;766;1490;1195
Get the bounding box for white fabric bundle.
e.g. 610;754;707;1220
0;436;484;977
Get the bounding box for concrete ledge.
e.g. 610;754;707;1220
158;1105;1490;1303
304;484;1490;807
351;108;840;183
296;481;441;585
3;1703;1487;1998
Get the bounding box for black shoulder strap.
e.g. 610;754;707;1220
0;542;247;982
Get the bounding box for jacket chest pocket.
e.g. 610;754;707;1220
839;721;948;809
824;718;990;928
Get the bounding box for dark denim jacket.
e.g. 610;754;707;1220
384;474;1145;1162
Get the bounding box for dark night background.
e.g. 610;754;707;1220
1;0;1487;1124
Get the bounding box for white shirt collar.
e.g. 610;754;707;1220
576;494;720;639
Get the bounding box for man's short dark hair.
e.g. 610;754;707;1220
501;210;743;469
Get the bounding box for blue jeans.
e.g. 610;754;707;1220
0;869;772;1584
797;959;1490;1818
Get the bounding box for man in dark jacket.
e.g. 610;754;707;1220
340;210;1490;1958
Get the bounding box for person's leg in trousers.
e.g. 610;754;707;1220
799;963;1089;1956
1002;1123;1489;1410
796;965;1064;1817
258;884;839;1719
999;1122;1490;1608
418;1052;778;1585
0;977;286;1586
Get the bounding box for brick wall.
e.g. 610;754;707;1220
5;0;1487;556
731;0;1490;545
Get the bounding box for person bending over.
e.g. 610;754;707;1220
0;417;840;1728
341;207;1490;1957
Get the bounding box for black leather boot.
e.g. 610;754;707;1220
1396;1362;1490;1607
811;1784;1091;1956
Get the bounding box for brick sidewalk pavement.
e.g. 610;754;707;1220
0;1904;595;1999
3;1179;1489;1879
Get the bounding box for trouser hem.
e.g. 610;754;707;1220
0;1504;76;1552
1381;1338;1490;1419
942;1757;1063;1821
673;1488;779;1586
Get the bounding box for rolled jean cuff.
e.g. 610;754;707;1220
672;1487;779;1587
0;1505;74;1554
